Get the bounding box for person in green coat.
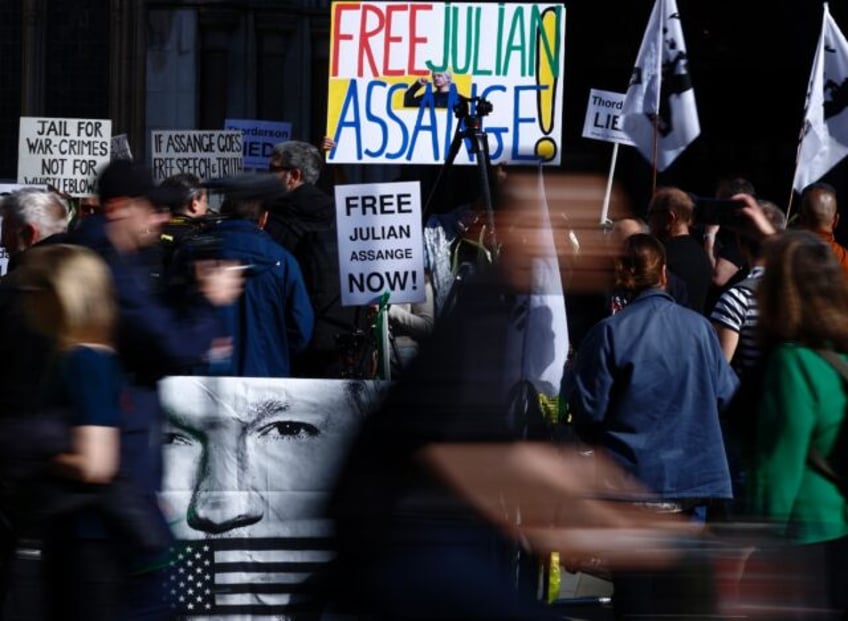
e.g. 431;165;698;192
747;229;848;618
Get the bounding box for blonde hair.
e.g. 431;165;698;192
16;244;117;349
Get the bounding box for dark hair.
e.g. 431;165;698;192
648;187;695;226
715;176;756;199
161;173;205;215
220;196;264;222
758;230;848;351
615;233;666;293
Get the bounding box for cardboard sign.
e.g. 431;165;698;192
110;134;133;161
150;130;244;182
335;181;425;306
224;119;293;169
581;89;636;146
17;117;112;197
326;2;566;165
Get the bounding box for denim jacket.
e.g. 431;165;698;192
567;288;738;500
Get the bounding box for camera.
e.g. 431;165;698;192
691;196;746;228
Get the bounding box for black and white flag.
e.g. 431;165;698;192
621;0;700;171
793;3;848;194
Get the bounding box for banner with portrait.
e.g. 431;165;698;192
158;376;389;619
326;2;566;165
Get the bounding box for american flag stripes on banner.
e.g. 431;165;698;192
164;537;335;617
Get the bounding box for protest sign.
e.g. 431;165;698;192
17;117;112;196
326;2;566;165
335;181;425;306
224;119;292;169
581;89;635;146
150;130;244;182
110;133;133;160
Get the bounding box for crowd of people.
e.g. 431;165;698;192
0;147;846;621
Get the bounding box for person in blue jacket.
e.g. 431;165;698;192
196;175;314;377
67;160;243;620
567;233;738;619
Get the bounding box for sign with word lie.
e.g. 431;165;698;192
17;117;112;197
335;181;425;306
326;2;566;166
581;89;635;146
150;130;244;182
224;119;292;170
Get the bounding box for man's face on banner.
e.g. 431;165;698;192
159;377;366;539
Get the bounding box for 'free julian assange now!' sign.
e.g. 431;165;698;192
335;181;425;306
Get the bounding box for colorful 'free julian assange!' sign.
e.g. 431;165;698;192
326;2;566;166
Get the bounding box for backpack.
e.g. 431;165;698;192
807;349;848;500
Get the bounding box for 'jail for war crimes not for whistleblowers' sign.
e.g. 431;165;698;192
335;181;425;306
326;2;565;166
18;117;112;197
150;130;244;182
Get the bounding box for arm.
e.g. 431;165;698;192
712;323;740;363
568;323;615;427
403;79;425;107
284;255;315;354
53;426;120;484
388;277;435;341
709;286;747;364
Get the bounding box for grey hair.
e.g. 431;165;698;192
270;141;323;185
2;189;69;238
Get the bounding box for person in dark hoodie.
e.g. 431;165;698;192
193;174;314;377
265;140;366;378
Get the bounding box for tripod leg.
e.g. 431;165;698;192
423;123;467;218
473;131;496;247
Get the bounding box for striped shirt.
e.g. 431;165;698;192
710;267;764;378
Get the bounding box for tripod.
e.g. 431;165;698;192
423;97;497;251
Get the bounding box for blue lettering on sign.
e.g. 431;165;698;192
512;84;545;161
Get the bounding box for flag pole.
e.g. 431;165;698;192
600;142;619;225
787;133;805;221
651;116;659;195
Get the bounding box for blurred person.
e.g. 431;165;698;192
1;188;69;270
12;244;142;621
194;175;314;377
158;377;378;617
648;186;713;313
742;229;848;618
266;140;365;378
324;172;639;621
797;181;848;276
65;159;243;620
568;233;738;619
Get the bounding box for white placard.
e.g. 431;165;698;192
335;180;425;306
17;117;112;197
581;89;635;146
150;130;244;182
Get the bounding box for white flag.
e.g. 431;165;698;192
792;4;848;194
621;0;700;171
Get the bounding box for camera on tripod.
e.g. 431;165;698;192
452;96;493;130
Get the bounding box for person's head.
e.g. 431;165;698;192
268;141;323;192
715;176;755;200
159;377;379;539
737;199;787;263
798;182;839;232
615;233;668;294
758;229;848;351
431;71;452;91
1;189;69;256
16;244;116;350
160;173;208;218
647;187;695;239
612;217;649;246
96;160;179;252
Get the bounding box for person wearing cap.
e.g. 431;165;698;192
66;159;243;620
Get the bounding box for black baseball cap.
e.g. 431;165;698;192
97;160;184;207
